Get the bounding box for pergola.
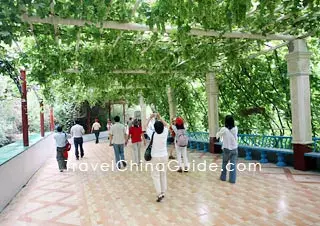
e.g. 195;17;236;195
0;0;318;170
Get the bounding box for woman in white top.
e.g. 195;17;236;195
146;113;169;202
216;115;238;183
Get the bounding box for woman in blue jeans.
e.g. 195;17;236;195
216;115;238;183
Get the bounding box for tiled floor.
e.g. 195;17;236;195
0;139;319;226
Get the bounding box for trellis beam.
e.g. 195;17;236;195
249;41;289;58
248;32;312;58
112;69;149;74
110;70;194;74
65;69;204;74
21;14;297;41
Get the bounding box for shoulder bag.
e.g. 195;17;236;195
63;133;71;159
144;132;155;161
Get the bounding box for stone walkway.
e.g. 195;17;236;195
0;139;319;226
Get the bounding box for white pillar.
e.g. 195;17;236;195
286;39;312;144
206;73;220;153
286;39;312;170
206;73;219;137
139;95;147;131
167;86;177;121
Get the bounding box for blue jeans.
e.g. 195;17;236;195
93;130;100;143
113;144;125;168
220;148;238;183
74;137;84;158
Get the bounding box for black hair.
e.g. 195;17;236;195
129;117;132;120
225;115;235;130
114;116;120;122
154;121;164;134
176;124;185;130
75;120;80;125
57;126;63;132
133;119;139;127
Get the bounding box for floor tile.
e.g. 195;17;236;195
0;141;319;225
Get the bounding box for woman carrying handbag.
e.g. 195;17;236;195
145;113;169;202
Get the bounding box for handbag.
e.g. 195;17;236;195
144;132;155;161
62;149;68;159
63;133;71;159
65;141;71;151
63;142;71;159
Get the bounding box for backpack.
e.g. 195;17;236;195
176;129;188;147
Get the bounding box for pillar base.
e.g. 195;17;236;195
293;143;316;171
209;137;222;154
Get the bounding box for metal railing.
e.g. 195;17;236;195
187;132;320;152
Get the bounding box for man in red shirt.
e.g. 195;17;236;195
127;119;146;164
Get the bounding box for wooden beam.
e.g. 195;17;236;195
21;14;297;41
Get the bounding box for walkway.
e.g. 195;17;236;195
0;139;319;226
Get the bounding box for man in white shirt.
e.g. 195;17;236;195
109;116;128;169
70;120;85;160
91;118;101;144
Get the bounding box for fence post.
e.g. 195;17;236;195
20;69;29;146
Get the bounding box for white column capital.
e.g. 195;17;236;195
286;39;311;77
288;39;308;53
